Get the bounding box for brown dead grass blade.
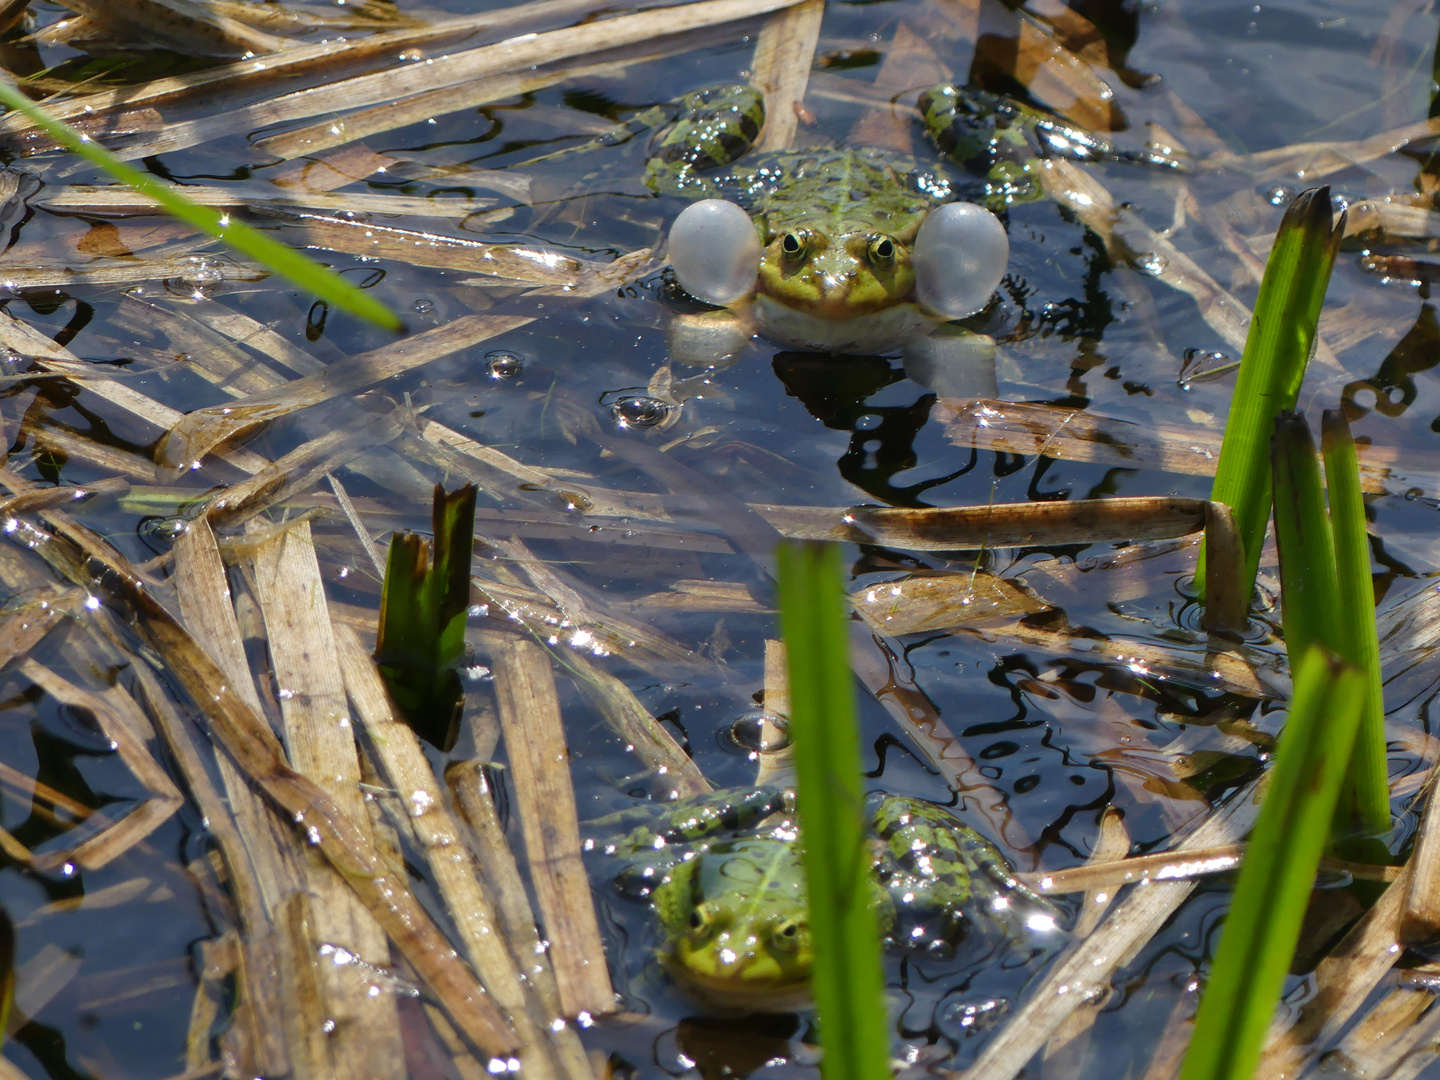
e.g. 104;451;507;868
0;480;519;1056
483;631;615;1019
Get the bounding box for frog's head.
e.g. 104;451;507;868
651;844;815;1010
668;199;1008;354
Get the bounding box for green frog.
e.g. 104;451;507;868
638;83;1174;380
593;787;1063;1010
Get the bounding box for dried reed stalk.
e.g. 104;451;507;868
482;631;615;1018
961;776;1265;1080
335;622;591;1080
246;518;406;1079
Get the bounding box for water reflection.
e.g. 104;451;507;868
771;354;976;506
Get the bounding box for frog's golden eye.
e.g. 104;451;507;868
868;236;897;267
771;918;803;952
689;906;718;935
780;231;808;261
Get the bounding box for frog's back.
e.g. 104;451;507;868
723;148;958;243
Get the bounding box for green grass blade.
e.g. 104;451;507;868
0;79;403;332
1198;186;1343;606
1321;410;1390;836
776;541;891;1080
1178;647;1366;1080
375;483;477;751
1270;411;1339;661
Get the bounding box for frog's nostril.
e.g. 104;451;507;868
911;201;1009;319
669;199;761;306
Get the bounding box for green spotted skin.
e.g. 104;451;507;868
597;787;1061;1008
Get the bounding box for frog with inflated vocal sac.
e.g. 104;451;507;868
638;83;1176;384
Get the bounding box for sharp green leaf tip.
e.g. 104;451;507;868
0;79;403;332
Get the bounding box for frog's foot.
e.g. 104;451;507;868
917;85;1183;202
902;328;998;399
668;307;755;367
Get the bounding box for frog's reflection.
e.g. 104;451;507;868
672;1013;802;1080
771;353;980;507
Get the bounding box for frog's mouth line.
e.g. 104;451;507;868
751;293;939;355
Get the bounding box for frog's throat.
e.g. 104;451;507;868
752;294;938;355
661;957;815;1013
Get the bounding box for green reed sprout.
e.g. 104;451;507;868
776;541;891;1080
1179;647;1366;1080
1198;186;1343;610
376;484;477;752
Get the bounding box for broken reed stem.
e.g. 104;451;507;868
1200;502;1247;633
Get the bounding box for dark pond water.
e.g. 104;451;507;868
1;0;1439;1077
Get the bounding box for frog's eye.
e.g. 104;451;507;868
910;202;1009;320
669;199;762;306
780;231;809;261
867;236;897;267
771;918;804;952
688;905;717;935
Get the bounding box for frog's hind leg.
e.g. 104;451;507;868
508;103;678;171
916;85;1181;208
870;794;1064;953
643;85;766;200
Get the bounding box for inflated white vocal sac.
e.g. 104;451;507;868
668;199;762;305
910;202;1010;320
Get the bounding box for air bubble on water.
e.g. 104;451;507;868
140;516;190;544
409;789;434;816
1179;347;1237;389
0;347;22;365
1266;185;1295;206
167;256;225;299
726;709;791;754
1133;251;1168;276
486;350;523;378
612;396;671;428
412;298;434;314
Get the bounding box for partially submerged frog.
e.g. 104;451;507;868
594;787;1063;1010
639;83;1173;383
